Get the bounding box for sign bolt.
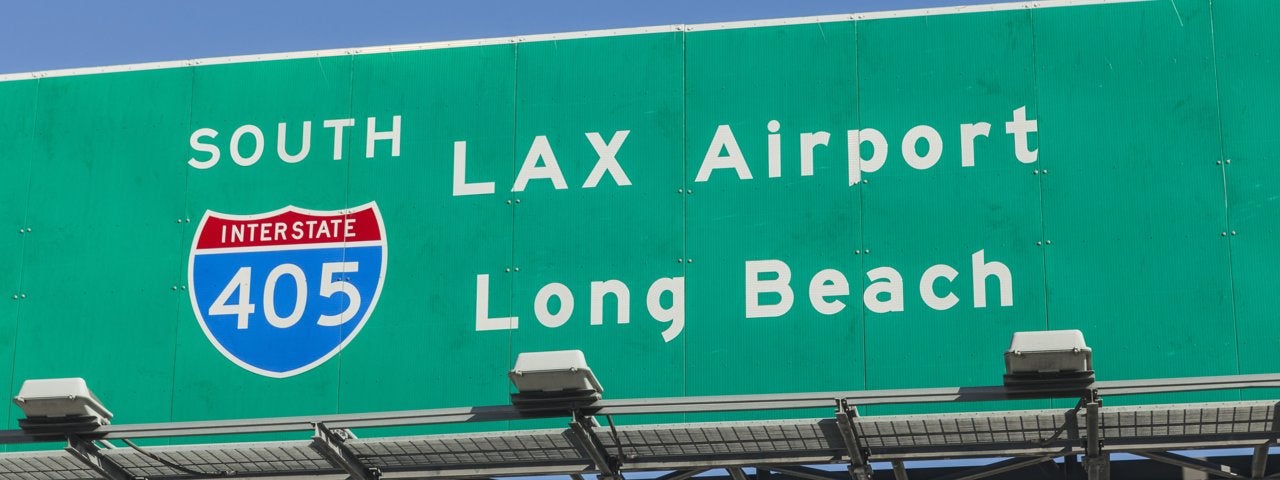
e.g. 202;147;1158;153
1221;231;1228;236
677;189;684;194
1226;159;1232;164
505;268;511;272
506;200;512;205
864;249;871;254
677;258;683;263
513;267;520;272
1216;161;1222;165
687;259;694;263
171;285;178;291
10;295;16;300
1045;240;1052;245
1033;170;1040;175
19;294;25;299
180;285;187;291
862;179;869;184
515;199;521;204
687;189;693;194
1231;231;1238;235
1036;241;1042;245
853;250;861;255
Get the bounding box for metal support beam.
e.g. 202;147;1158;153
310;423;379;480
1132;451;1244;479
654;470;707;480
65;436;134;480
569;414;624;480
834;401;872;480
768;466;843;480
1254;442;1273;479
892;461;909;480
727;467;749;480
1083;391;1109;480
933;456;1053;480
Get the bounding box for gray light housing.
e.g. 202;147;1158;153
509;350;603;394
1004;330;1094;389
13;378;112;427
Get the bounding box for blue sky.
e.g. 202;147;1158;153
1;0;988;74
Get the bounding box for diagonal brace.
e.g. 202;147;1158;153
569;414;624;480
835;400;872;480
934;456;1053;480
1133;451;1244;479
65;436;134;480
310;422;379;480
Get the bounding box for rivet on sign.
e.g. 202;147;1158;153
1216;161;1222;165
16;229;22;234
180;286;187;291
1045;240;1052;245
515;199;521;204
10;295;16;300
862;179;869;184
1231;231;1238;235
1042;170;1049;175
177;219;183;223
514;267;520;272
1221;232;1228;236
1226;159;1232;164
19;294;25;299
687;189;693;194
172;286;178;291
688;259;694;263
677;189;684;194
505;268;511;272
506;200;512;204
864;249;871;254
677;258;683;263
854;250;861;255
1033;170;1040;175
25;228;31;232
1036;241;1042;246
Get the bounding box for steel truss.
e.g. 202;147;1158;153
0;373;1278;480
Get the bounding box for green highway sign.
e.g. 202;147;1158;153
1;0;1278;436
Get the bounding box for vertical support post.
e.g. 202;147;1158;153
1083;390;1108;480
892;461;909;480
1252;441;1272;479
569;412;624;480
835;400;872;480
310;423;379;480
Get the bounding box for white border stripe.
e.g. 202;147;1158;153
193;240;384;255
0;0;1148;82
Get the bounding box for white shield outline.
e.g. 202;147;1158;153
187;202;387;378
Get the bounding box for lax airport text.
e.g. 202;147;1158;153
185;107;1040;190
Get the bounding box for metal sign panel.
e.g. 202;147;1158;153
0;0;1276;434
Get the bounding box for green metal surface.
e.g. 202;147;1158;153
339;44;517;431
175;57;353;424
9;70;191;433
511;33;686;427
856;9;1048;415
1034;0;1236;405
684;22;860;405
1214;0;1280;400
0;81;36;437
0;0;1273;430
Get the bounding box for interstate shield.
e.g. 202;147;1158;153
188;203;387;378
